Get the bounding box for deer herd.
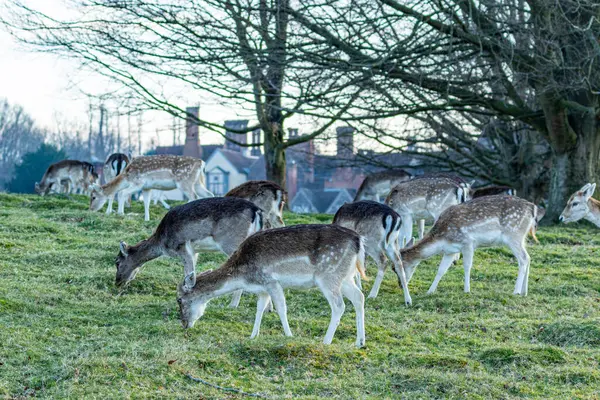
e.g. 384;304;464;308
34;153;596;347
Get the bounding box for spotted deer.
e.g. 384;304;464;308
35;160;98;196
560;183;600;227
177;224;366;347
116;197;266;307
332;201;411;304
225;180;286;227
385;177;467;246
90;155;214;221
354;170;412;202
400;195;544;296
472;185;516;198
104;153;171;214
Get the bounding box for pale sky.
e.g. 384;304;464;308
0;0;384;156
0;1;233;152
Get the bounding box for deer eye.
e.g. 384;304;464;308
177;298;183;304
572;202;579;207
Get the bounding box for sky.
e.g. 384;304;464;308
0;1;232;152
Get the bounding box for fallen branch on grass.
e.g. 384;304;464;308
185;373;271;398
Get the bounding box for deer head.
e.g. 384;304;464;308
115;241;139;287
177;270;213;329
560;183;596;223
89;184;108;211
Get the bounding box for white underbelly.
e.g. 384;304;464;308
470;230;503;246
272;273;315;289
192;237;222;252
142;179;178;191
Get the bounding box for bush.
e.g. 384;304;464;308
6;144;67;193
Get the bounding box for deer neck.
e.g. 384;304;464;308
129;236;163;266
101;174;130;196
585;198;600;227
191;266;243;300
401;235;440;264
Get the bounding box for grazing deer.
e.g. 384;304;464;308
116;197;266;307
354;170;412;202
560;183;600;227
90;155;214;221
400;195;544;296
385;177;467;246
35;160;98;196
225;180;286;227
177;224;366;347
333;201;411;304
472;185;516;198
103;153;170;214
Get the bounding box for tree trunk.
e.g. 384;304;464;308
545;108;600;222
263;123;287;190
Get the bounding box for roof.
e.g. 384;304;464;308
216;149;260;175
290;188;354;214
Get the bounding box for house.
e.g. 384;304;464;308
289;188;355;215
204;148;261;195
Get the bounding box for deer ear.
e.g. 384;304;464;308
91;183;102;193
582;183;596;200
119;241;129;256
183;272;196;292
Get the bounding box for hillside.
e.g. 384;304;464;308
0;194;599;398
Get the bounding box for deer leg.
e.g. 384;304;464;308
418;219;425;239
159;197;170;210
117;191;127;215
267;282;292;337
180;241;196;281
319;282;345;345
152;190;159;205
341;278;366;348
250;292;271;339
386;244;412;305
521;253;531;296
427;253;456;294
399;214;413;247
462;244;474;293
106;196;114;214
354;270;362;291
229;290;243;308
142;189;152;221
368;252;387;299
508;241;530;295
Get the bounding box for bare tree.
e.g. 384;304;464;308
2;0;360;189
0;99;46;187
289;0;600;219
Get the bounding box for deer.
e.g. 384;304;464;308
103;153;171;214
559;183;600;227
35;160;98;196
225;180;287;227
472;185;516;198
400;195;545;296
116;197;268;308
385;176;467;246
176;224;366;347
90;155;214;221
354;170;412;202
333;200;411;304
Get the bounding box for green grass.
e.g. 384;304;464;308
0;193;599;399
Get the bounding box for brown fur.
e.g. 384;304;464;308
226;180;287;227
355;170;412;201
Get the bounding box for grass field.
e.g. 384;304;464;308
0;193;599;399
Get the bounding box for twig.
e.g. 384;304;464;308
185;373;271;399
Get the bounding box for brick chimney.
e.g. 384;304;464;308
336;126;355;159
224;120;249;154
183;106;202;158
